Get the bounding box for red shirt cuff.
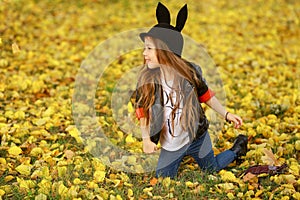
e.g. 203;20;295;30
135;108;145;119
199;89;215;102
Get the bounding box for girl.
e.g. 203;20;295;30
135;2;248;178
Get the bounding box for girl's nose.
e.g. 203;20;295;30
143;48;147;56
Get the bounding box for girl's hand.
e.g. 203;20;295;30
226;112;243;129
142;138;159;154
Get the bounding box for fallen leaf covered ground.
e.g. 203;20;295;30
0;0;299;199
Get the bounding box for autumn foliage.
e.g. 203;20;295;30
0;0;299;199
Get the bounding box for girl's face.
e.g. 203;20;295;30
143;37;160;69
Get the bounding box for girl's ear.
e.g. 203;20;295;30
175;4;188;32
156;2;171;24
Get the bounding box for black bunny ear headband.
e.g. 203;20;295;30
140;2;188;57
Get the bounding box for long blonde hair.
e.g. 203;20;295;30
136;36;204;139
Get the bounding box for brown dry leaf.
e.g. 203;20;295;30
243;172;257;182
21;143;37;155
261;148;280;166
150;177;158;186
64;150;75;160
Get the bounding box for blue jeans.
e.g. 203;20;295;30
156;131;237;178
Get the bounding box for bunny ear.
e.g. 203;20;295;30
156;2;171;24
176;4;188;31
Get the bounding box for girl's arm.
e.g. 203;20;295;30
204;96;243;129
140;117;159;153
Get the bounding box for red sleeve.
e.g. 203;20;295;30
135;108;145;119
199;89;215;103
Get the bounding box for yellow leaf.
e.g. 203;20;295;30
87;181;98;189
112;179;121;187
185;181;195;188
17;177;35;190
293;192;300;200
30;147;44;157
275;133;290;142
73;103;90;115
261;148;280;165
162;177;171;188
117;131;124;139
33;118;49;126
4;110;14;119
78;189;93;199
38;166;50;180
118;172;129;182
295;140;300;151
14;110;25;120
0;189;5;197
216;183;235;191
73;178;86;185
219;170;238;183
134;164;144;173
8;146;22;156
282;174;296;184
255;190;263;197
0;185;11;195
124;182;133;187
227;192;235;199
143;187;153;193
57;166;67;178
244;190;255;198
92;158;106;171
127;156;137;165
95;188;109;199
94;170;106;183
0;158;6;164
125;133;136;144
116;195;123;200
42;106;56;117
237;192;244;198
58;182;68;196
12;42;21;54
31;80;45;93
16;164;33;176
38;179;52;194
35;193;47;200
289;164;299;176
67;185;78;198
128;188;133;197
66;126;82;143
4;175;14;182
127;102;134;113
